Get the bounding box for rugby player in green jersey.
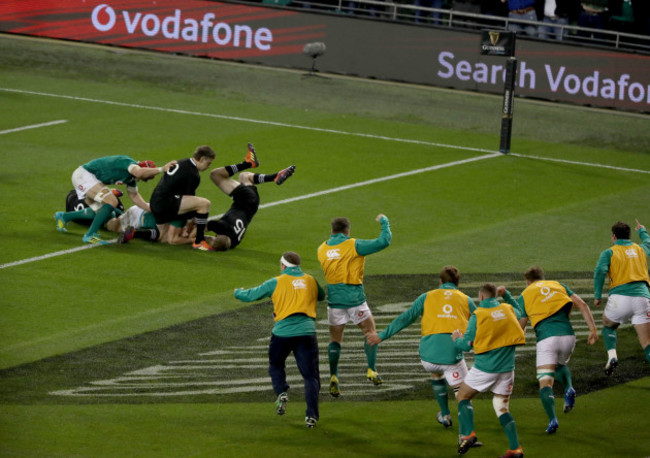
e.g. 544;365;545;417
517;266;598;434
366;266;477;430
54;155;175;245
234;251;326;428
317;214;391;397
452;283;525;458
594;220;650;374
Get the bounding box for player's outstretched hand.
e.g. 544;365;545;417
451;329;463;340
635;219;645;231
375;213;387;222
496;285;507;297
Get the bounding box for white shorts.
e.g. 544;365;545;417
464;367;515;396
328;302;372;326
72;166;102;200
536;335;576;367
421;359;468;387
119;206;147;231
604;294;650;325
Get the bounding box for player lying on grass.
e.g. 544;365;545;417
117;144;295;249
54;156;176;245
205;144;295;251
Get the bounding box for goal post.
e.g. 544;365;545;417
480;30;517;154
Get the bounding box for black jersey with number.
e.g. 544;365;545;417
207;185;260;249
150;158;201;223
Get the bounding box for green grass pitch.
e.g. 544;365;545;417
1;34;649;456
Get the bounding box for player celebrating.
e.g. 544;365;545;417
234;251;325;428
452;283;526;458
366;266;478;430
54;155;174;245
149;146;215;251
317;214;391;397
594;220;650;374
517;266;598;434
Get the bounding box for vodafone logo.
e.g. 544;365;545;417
91;4;273;51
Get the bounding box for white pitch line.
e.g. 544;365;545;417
0;154;501;271
510;153;650;175
0;87;497;153
0;119;67;135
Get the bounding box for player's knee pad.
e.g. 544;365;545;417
93;187;112;205
536;369;555;383
493;396;509;416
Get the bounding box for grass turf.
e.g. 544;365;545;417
1;33;650;457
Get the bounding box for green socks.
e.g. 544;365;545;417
458;399;474;436
602;326;618;351
363;340;377;372
328;342;341;377
555;365;573;391
87;203;113;235
62;207;95;222
539;386;556;421
499;412;520;450
430;379;450;416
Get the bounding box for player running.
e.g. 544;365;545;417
366;266;479;432
594;220;650;374
452;283;526;458
317;214;392;397
517;266;598;434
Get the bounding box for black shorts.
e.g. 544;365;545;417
230;184;260;218
150;195;195;225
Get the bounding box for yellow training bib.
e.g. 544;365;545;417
608;244;650;289
421;289;472;336
271;274;318;322
473;304;525;354
317;238;365;285
521;280;571;328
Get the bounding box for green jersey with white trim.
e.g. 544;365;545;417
82;155;138;187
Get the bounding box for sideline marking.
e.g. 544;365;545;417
0;153;501;270
0;119;67;135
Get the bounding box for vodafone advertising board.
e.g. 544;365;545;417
1;0;648;112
